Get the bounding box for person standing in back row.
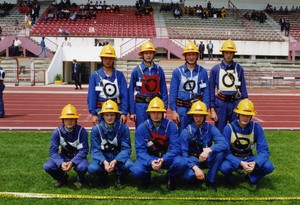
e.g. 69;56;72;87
87;44;128;125
169;42;209;134
209;39;248;133
72;59;82;90
128;41;168;129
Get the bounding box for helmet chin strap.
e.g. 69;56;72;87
194;119;206;128
185;57;197;66
143;56;153;65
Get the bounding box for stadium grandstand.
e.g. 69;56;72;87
0;0;300;88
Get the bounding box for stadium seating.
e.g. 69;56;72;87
30;8;157;38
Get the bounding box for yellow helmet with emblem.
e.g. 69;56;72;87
146;97;166;113
219;39;237;53
99;100;121;114
182;42;200;56
99;44;116;58
187;100;209;115
59;104;79;119
138;41;157;56
234;99;257;116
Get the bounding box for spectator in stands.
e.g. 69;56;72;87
135;8;142;18
37;36;46;58
135;0;140;10
170;42;209;134
207;40;213;60
198;41;205;60
219;99;274;189
113;4;120;14
209;39;248;133
30;7;36;26
14;19;20;32
207;1;211;10
285;21;290;37
0;7;5;17
279;6;283;14
259;11;267;23
284;6;288;15
279;17;286;32
251;10;258;21
87;44;128;125
69;11;77;21
128;41;168;129
43;104;89;188
13;36;22;56
58;28;70;35
220;6;226;19
173;7;181;19
244;11;251;21
61;36;71;47
265;3;273;14
34;2;40;18
25;13;32;28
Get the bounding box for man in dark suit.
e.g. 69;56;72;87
72;59;82;90
198;41;205;60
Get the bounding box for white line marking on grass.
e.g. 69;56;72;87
1;192;300;201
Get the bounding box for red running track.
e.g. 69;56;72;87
1;85;300;131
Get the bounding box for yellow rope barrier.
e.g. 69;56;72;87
0;192;300;201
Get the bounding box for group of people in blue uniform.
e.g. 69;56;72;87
43;39;274;192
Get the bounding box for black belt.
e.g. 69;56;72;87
176;96;203;108
216;93;237;102
135;94;160;103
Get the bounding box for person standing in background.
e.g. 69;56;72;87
37;36;46;58
72;59;82;90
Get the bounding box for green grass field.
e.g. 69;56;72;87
0;131;299;205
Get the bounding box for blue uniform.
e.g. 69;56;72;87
180;122;227;183
128;62;168;128
0;83;5;118
219;120;274;184
209;60;248;133
131;118;186;181
170;64;209;133
88;120;133;177
44;125;89;182
87;68;128;121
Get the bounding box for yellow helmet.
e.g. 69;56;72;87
234;99;257;116
99;44;116;58
138;41;157;56
187;100;209;115
59;104;79;119
99;100;121;114
146;97;167;113
219;39;237;53
182;42;199;56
